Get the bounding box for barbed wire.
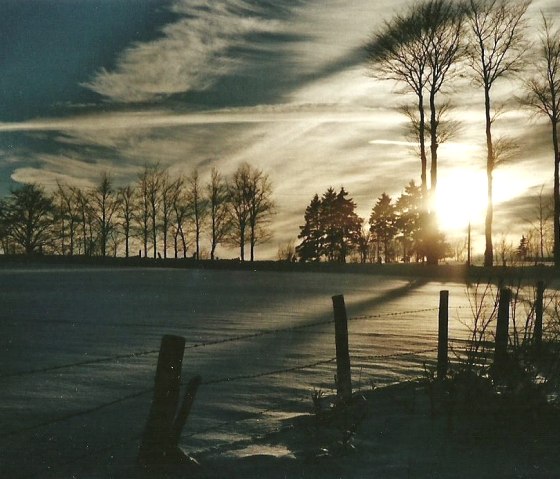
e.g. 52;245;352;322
0;349;160;379
2;306;445;379
0;386;153;440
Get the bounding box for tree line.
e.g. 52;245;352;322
296;181;449;264
0;162;275;261
366;0;560;267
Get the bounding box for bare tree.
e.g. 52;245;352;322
171;177;189;259
206;167;230;260
228;163;275;261
160;172;182;259
187;169;207;260
366;8;430;198
228;163;251;261
136;166;151;258
55;182;80;256
465;0;531;266
117;184;135;258
91;172;120;257
522;15;560;267
3;183;55;254
247;167;275;262
366;0;463;264
136;163;164;258
74;186;95;255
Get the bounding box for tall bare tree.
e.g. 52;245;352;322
366;0;463;264
187;169;207;260
136;163;164;258
465;0;531;266
117;184;135;258
55;182;80;256
247;166;275;262
91;172;120;257
74;186;95;255
228;163;275;261
522;15;560;267
160;173;182;259
136;166;151;258
171;177;189;259
206;167;230;260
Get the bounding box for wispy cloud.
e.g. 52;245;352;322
83;0;283;103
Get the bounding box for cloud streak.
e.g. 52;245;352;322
83;0;284;103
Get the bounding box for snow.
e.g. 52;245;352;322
0;265;551;478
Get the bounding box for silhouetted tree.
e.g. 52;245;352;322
522;15;560;267
171;178;190;259
75;186;95;255
465;0;531;266
206;167;230;260
332;187;363;263
227;164;251;261
517;234;529;262
297;193;323;262
55;182;80;256
395;180;423;262
136;166;151;258
91;172;120;257
366;0;463;265
3;183;55;254
228;163;275;261
356;227;372;264
160;173;182;259
117;184;135;258
318;187;339;261
369;193;398;263
187;170;207;260
247;167;275;262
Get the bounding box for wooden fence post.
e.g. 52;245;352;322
494;288;511;377
139;335;200;466
437;290;449;380
332;295;352;403
534;281;545;352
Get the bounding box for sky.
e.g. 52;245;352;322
0;0;559;260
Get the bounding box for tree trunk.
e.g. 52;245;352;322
553;118;560;268
418;92;428;201
484;85;494;267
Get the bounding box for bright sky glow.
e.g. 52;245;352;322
0;0;558;259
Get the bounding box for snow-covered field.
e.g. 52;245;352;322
0;266;531;478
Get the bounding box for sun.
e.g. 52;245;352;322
434;164;529;236
435;168;487;233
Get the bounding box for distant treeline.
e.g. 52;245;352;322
0;162;275;261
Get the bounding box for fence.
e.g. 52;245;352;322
0;281;550;477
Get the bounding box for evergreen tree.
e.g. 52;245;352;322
395;180;423;262
319;187;339;261
333;187;363;263
369;193;398;263
296;193;323;262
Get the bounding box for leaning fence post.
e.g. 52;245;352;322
494;288;511;378
534;281;545;352
437;290;449;380
139;335;190;465
332;295;352;403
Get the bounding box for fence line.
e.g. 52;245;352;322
1;307;442;380
1;345;441;440
1;299;488;476
0;386;153;440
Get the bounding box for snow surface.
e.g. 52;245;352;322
0;266;543;478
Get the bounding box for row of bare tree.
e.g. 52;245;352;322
0;162;275;261
366;0;560;267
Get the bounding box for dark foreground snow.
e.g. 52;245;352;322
0;266;555;478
